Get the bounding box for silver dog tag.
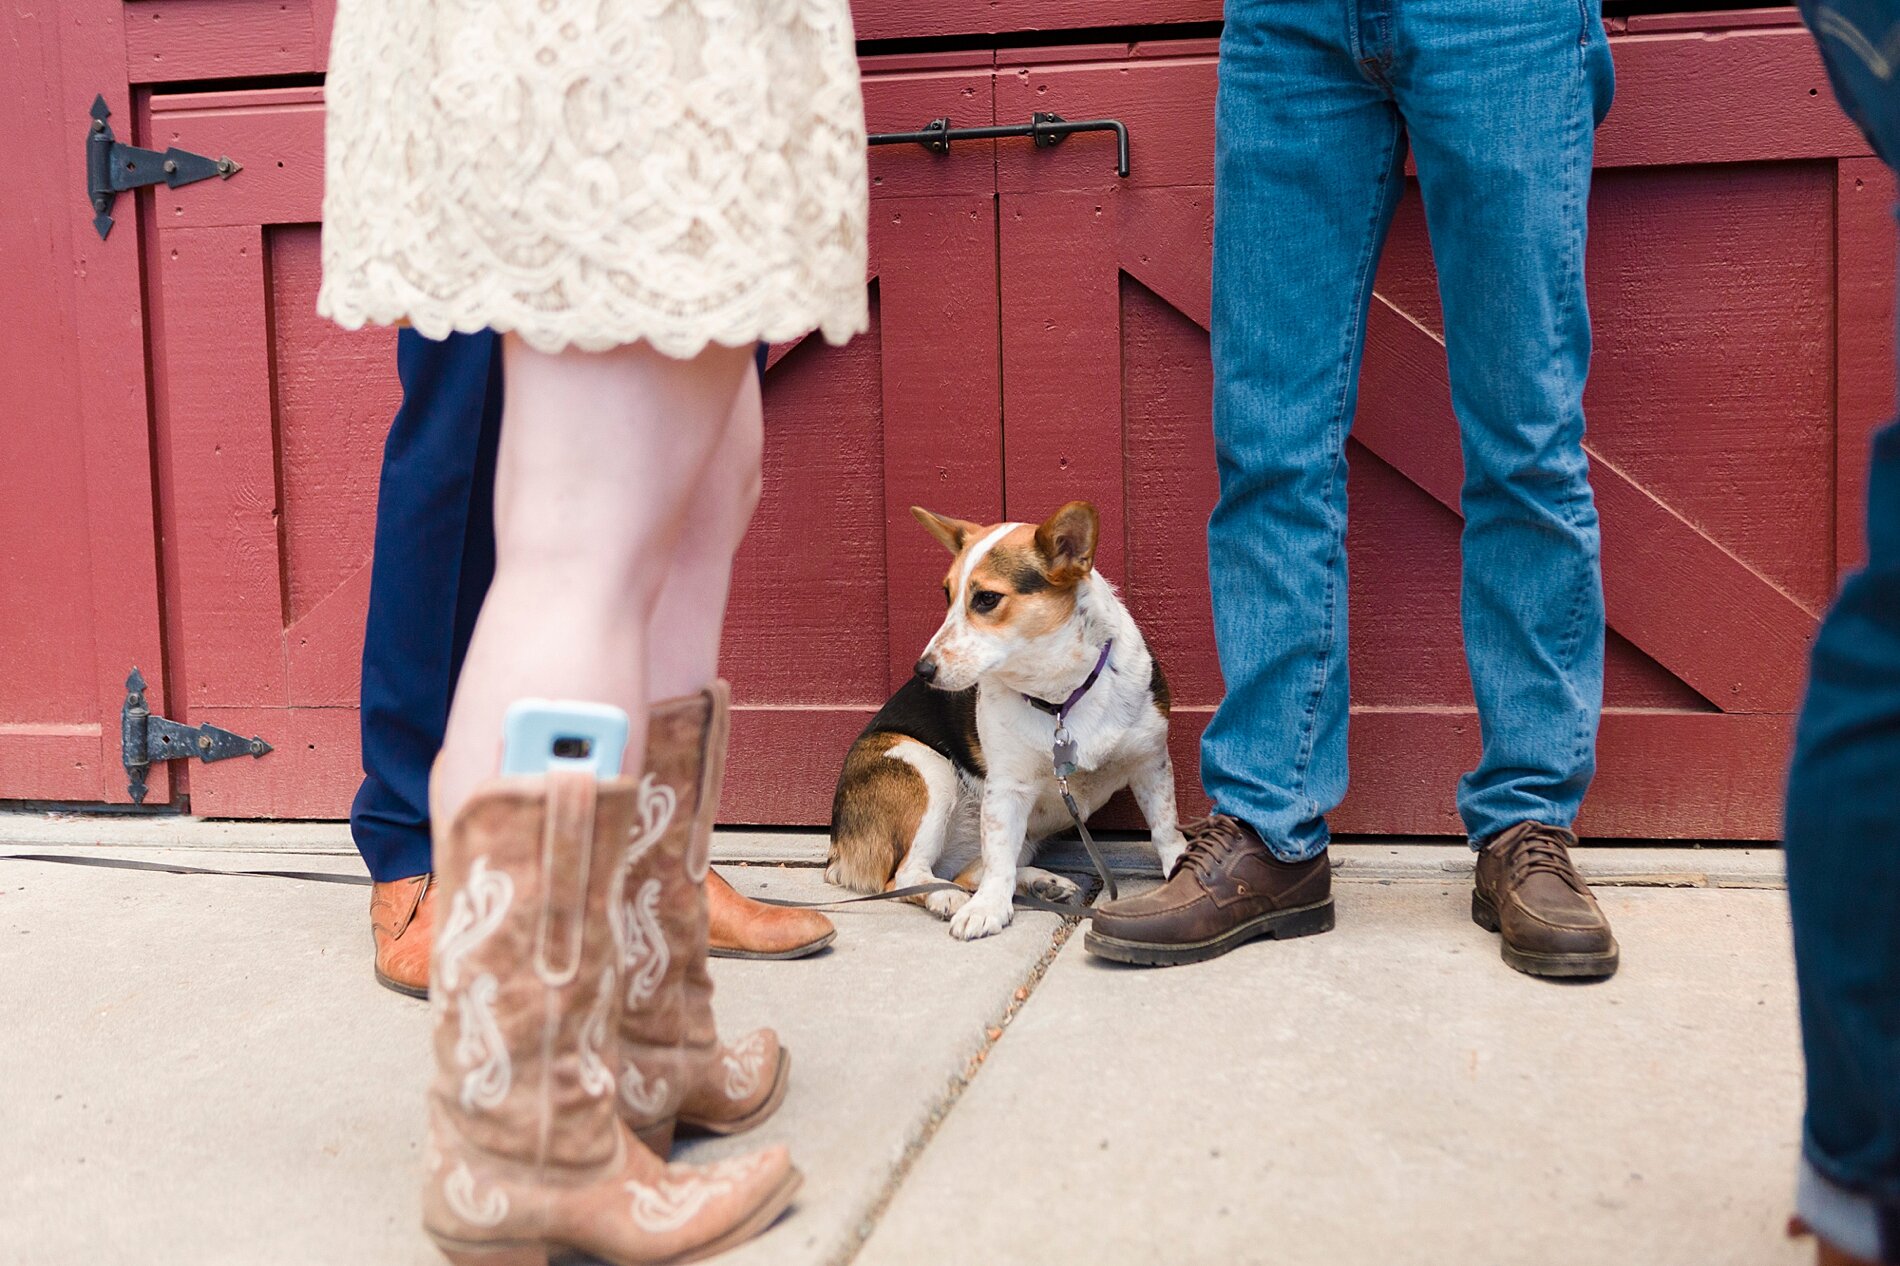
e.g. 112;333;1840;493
1052;725;1079;779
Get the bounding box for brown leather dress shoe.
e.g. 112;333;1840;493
1473;821;1619;979
369;872;435;998
707;867;836;960
1084;814;1333;966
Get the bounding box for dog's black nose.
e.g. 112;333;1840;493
914;657;938;683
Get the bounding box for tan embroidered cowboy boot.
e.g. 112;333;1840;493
616;685;791;1154
423;769;798;1266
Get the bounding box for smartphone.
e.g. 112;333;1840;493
500;699;631;778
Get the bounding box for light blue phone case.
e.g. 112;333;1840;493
500;699;631;778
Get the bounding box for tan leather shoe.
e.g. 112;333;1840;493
708;867;835;960
424;771;798;1266
370;873;435;998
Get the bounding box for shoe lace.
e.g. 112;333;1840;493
1173;815;1245;883
1506;824;1586;892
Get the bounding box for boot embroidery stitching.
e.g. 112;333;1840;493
626;1153;765;1232
613;775;676;1008
721;1031;770;1100
577;964;616;1098
620;1060;672;1118
436;858;513;992
614;877;669;1008
444;1160;508;1228
455;974;512;1112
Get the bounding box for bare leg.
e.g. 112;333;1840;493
432;337;752;828
645;363;764;701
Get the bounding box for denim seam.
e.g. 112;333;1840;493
1563;28;1597;798
1287;120;1403;819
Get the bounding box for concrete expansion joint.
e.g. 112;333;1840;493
830;914;1081;1266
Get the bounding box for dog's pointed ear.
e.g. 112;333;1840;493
1034;501;1099;585
911;506;981;555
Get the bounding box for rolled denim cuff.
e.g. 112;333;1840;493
1799;1154;1900;1263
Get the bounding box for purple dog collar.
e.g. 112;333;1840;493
1023;639;1115;723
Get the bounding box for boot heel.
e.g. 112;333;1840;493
1270;899;1335;939
1471;890;1501;933
430;1237;550;1266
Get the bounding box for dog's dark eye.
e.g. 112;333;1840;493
943;584;953;607
970;589;1002;614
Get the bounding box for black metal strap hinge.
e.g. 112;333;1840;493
868;112;1131;177
87;95;240;241
120;668;271;805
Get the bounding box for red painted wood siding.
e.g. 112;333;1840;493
3;2;1888;842
988;29;1884;838
0;0;169;804
132;63;1007;818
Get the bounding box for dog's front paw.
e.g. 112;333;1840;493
1020;868;1082;905
924;887;970;920
949;892;1013;940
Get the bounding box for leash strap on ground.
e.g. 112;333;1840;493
3;847;1121;917
747;880;1097;918
0;852;374;886
749;787;1121;917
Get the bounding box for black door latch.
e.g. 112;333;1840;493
87;95;240;240
121;668;272;806
869;112;1130;177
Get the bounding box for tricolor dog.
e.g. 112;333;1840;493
825;501;1186;940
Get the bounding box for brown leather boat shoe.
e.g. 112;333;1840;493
369;872;435;998
707;866;835;960
1084;814;1333;966
1473;821;1619;979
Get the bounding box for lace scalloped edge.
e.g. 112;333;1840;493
314;288;869;359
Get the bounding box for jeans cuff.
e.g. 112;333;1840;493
1799;1154;1900;1263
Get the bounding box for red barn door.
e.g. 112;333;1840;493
0;4;168;805
137;58;1004;820
995;27;1888;839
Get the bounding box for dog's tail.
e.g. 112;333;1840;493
825;801;899;896
825;734;933;893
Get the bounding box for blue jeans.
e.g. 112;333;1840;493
1203;0;1614;860
1787;3;1900;1258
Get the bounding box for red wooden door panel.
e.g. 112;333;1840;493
722;57;1004;821
0;0;169;805
996;29;1887;839
138;60;1002;821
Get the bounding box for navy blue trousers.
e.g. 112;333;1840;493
351;329;503;882
352;333;769;883
1788;1;1900;1257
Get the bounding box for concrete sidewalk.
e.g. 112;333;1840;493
0;821;1805;1266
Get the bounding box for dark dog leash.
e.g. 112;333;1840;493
0;844;1121;918
0;851;374;885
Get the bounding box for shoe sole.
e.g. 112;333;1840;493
677;1047;791;1138
371;932;428;999
428;1168;801;1266
1082;898;1335;967
1471;891;1620;979
708;930;836;961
